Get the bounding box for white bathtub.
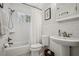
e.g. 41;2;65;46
4;42;30;56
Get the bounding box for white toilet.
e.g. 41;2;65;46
30;43;42;56
30;35;49;56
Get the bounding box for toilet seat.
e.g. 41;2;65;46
31;43;42;49
30;43;42;51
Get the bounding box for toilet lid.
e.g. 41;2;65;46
31;43;42;48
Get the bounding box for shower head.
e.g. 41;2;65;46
11;9;15;13
8;8;15;13
8;8;15;15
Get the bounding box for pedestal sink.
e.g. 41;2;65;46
50;35;79;56
50;35;79;46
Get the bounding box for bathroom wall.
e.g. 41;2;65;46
42;3;79;37
42;3;79;55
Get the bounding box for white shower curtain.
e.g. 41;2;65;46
0;8;9;35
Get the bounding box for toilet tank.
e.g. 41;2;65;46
41;35;49;47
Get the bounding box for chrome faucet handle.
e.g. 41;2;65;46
8;42;13;47
62;32;67;37
8;42;13;45
67;34;72;37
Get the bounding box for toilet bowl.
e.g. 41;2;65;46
30;35;49;56
30;43;42;56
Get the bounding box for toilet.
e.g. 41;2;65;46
30;43;42;56
30;35;49;56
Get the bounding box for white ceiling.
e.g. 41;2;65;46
27;3;44;9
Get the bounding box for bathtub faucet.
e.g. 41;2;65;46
8;37;13;47
8;37;12;42
8;42;13;47
8;42;13;45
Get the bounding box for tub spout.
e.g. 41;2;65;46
8;37;12;42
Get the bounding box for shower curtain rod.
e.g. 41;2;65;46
22;3;42;11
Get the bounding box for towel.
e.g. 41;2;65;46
8;11;15;33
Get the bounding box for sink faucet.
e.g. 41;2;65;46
62;32;72;37
62;32;68;37
58;29;72;38
67;34;72;37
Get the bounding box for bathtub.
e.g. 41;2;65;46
4;42;30;56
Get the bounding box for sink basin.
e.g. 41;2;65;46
50;35;79;46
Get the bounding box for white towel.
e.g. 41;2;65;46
8;11;15;33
